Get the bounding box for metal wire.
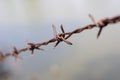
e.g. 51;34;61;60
0;14;120;62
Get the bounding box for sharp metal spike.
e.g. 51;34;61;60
60;24;65;33
61;37;72;45
89;14;103;39
97;27;103;39
52;24;57;37
30;50;34;57
52;24;61;48
13;46;17;52
31;50;34;55
60;24;65;38
88;14;96;24
54;41;60;48
88;14;99;27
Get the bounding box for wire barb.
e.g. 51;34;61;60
52;24;72;48
26;40;44;55
89;14;104;39
0;14;120;62
11;46;23;63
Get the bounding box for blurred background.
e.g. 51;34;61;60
0;0;120;80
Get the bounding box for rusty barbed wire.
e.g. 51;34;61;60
0;14;120;62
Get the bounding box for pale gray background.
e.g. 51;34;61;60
0;0;120;80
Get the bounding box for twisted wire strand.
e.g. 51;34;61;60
0;14;120;62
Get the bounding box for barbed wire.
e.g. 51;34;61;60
0;14;120;63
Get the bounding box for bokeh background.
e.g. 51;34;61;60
0;0;120;80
